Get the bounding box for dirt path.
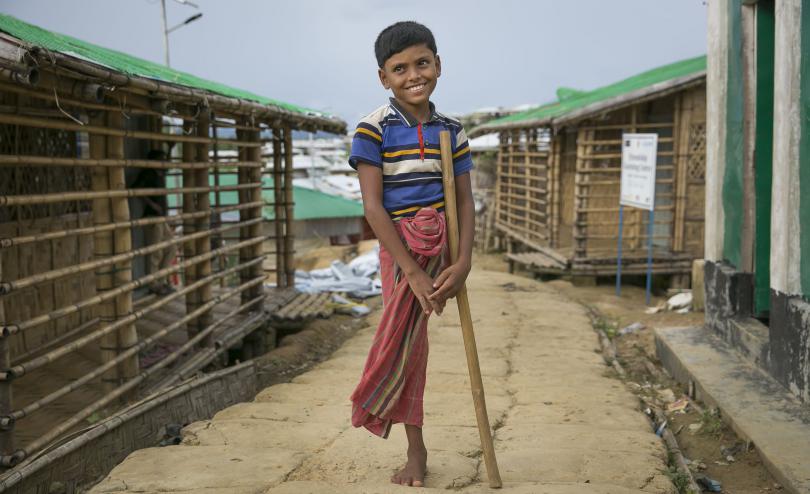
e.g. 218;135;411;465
89;267;675;493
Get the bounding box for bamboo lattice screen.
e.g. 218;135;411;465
0;63;309;467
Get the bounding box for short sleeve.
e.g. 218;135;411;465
348;122;383;169
452;125;474;176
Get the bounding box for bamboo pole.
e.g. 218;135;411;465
0;182;258;207
272;127;285;287
194;111;214;347
673;94;691;253
182;119;200;340
0;154;263;170
16;276;267;464
7;258;265;421
0;257;12;456
0;113;263;147
438;130;502;488
107;111;139;388
283;125;295;287
88;111;119;393
237;126;251;295
211;118;225;288
245;124;264;303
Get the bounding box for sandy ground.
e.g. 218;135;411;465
89;265;676;493
511;259;780;494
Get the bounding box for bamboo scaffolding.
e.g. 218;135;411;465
1;229;264;342
4;240;266;385
0;201;263;249
0;155;262;170
0;114;263;147
5;257;265;423
0;217;263;296
10;276;267;466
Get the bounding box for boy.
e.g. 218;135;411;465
348;21;476;488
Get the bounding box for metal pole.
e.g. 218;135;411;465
646;208;654;305
616;205;624;297
160;0;170;67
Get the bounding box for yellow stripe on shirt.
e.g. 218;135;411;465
355;127;382;141
383;148;442;158
452;147;469;159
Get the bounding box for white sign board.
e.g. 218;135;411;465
620;133;658;211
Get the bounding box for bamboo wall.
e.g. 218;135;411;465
494;129;552;250
0;65;301;466
494;83;707;275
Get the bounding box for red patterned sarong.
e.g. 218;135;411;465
350;208;448;438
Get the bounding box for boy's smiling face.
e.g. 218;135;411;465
378;43;441;121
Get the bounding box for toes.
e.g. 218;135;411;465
404;477;413;486
413;479;424;487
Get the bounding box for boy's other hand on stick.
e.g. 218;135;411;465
429;260;471;307
406;268;444;316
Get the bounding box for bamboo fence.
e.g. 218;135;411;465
0;48;325;467
493;84;706;277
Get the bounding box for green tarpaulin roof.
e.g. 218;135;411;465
0;13;341;125
166;173;364;221
472;55;706;136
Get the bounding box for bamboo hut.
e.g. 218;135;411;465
471;56;706;282
0;14;345;468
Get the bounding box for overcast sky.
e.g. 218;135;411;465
3;0;707;126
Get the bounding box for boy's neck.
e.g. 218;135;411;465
393;97;432;124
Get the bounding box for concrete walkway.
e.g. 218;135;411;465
90;268;675;493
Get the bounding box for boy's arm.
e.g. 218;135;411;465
428;171;474;303
357;163;443;315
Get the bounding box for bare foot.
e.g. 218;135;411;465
391;446;427;487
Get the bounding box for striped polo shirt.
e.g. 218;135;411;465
349;98;473;219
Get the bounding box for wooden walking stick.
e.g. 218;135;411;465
439;130;503;488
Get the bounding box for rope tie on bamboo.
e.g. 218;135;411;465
0;415;14;430
0;449;25;468
1;324;19;338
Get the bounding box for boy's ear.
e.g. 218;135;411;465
378;67;390;90
435;54;441;78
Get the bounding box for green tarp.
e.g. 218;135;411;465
0;13;329;118
481;55;706;129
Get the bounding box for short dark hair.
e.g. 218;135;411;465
374;21;437;68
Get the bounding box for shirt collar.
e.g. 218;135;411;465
388;97;438;127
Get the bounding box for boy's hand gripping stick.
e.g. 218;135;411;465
439;130;502;488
